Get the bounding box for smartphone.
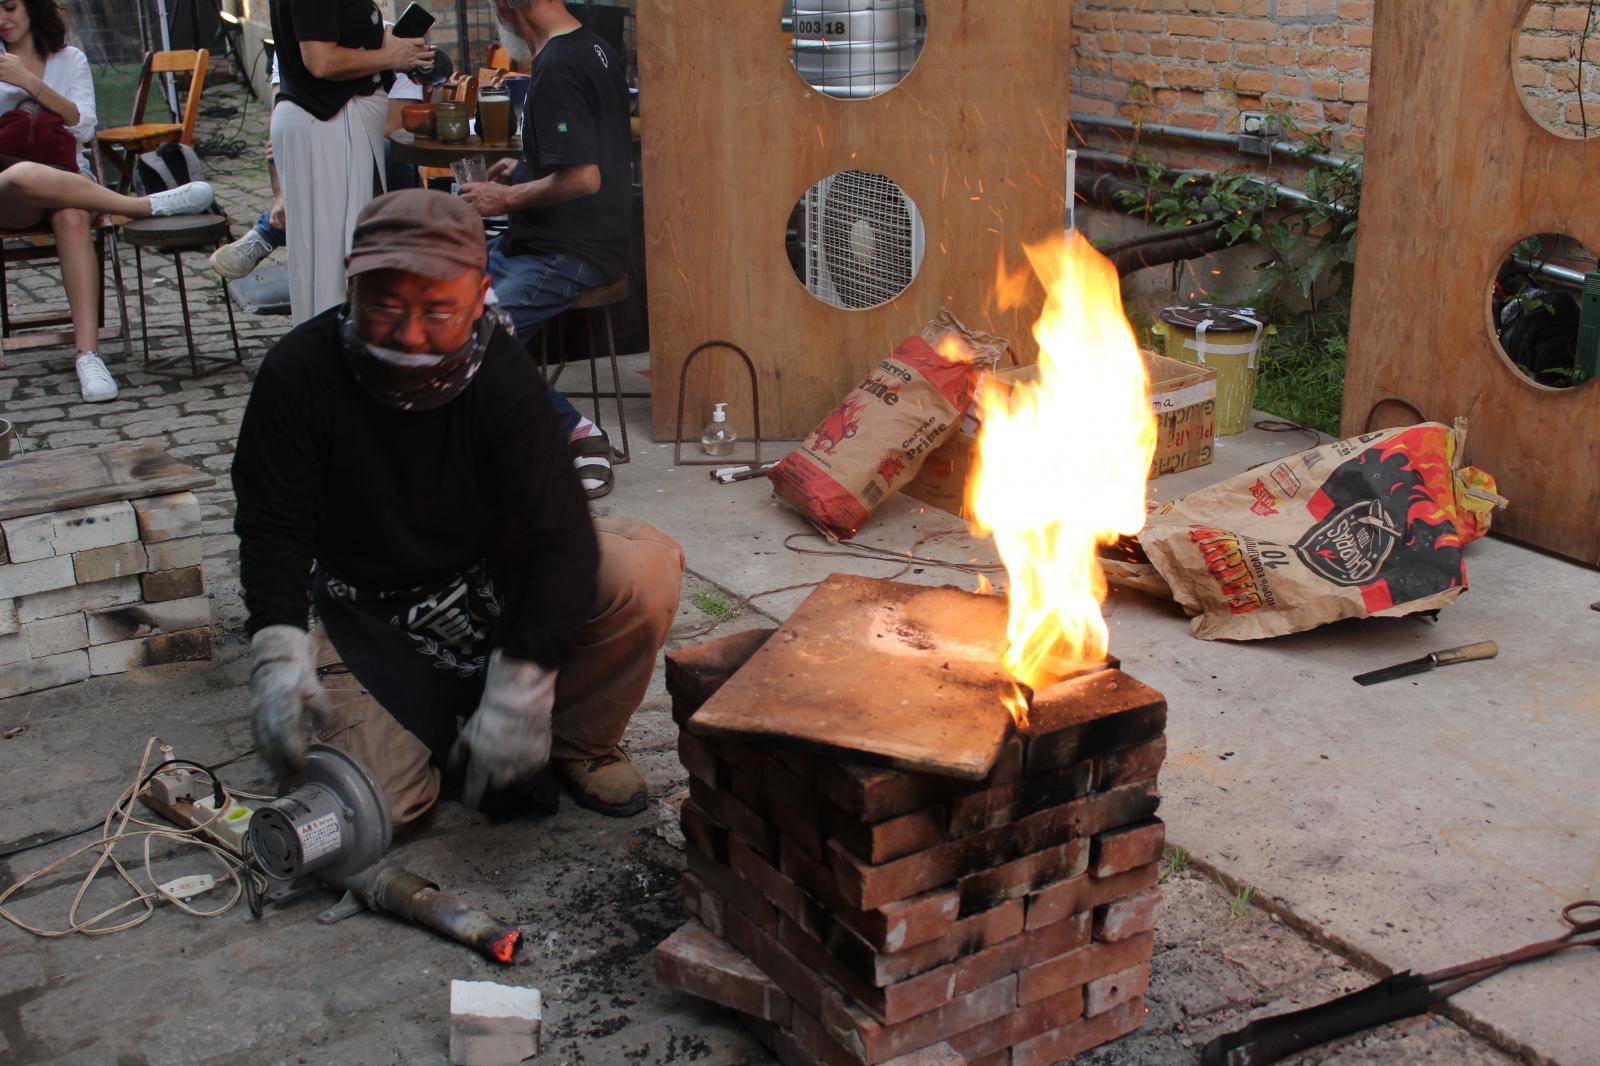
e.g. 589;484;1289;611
393;2;436;38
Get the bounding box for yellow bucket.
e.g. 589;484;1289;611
1151;306;1272;437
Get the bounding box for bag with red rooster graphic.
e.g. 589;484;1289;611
1136;420;1506;640
769;310;1006;538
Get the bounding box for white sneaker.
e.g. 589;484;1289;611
148;181;214;217
210;228;276;279
75;352;118;403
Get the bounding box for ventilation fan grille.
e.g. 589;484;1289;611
807;171;918;310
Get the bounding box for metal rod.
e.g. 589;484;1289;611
1070;113;1355;170
1074;148;1347;215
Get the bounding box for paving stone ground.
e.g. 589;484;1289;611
0;86;1523;1065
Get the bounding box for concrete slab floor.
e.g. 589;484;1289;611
0;85;1586;1066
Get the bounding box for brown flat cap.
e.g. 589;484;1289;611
345;189;486;281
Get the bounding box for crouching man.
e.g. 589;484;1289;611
231;188;682;824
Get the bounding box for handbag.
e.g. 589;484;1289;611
0;103;79;171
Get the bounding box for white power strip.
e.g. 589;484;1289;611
189;794;255;854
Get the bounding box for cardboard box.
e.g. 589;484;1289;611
900;354;1217;520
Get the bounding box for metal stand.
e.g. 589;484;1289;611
672;340;765;467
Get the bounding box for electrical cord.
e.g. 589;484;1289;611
0;737;268;938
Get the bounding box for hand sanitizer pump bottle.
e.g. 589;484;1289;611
701;402;737;457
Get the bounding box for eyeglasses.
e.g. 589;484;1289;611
361;304;473;328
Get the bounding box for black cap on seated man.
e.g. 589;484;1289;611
231;188;684;823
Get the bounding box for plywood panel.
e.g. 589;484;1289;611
1343;0;1600;564
637;0;1068;440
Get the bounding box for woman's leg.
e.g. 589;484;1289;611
0;162;155;219
48;207;100;354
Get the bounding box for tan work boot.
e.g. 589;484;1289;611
554;747;648;817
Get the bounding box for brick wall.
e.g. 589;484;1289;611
1073;0;1600;155
1071;0;1373;153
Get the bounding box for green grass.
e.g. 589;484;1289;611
91;65;146;129
1217;875;1257;919
690;588;739;624
1253;331;1348;437
1158;844;1190;884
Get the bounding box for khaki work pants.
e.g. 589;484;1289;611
311;517;685;826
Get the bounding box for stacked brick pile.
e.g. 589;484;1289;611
1;490;211;698
657;630;1168;1066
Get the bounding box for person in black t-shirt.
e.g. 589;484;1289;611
232;190;684;824
269;0;432;324
461;0;633;500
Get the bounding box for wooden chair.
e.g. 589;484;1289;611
486;44;522;74
95;50;210;192
0;141;132;369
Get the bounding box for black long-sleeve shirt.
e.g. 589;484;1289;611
232;309;598;669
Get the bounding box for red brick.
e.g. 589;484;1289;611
1278;74;1306;96
1086;962;1150;1017
953;911;1091;995
1343;78;1369;102
833;805;949;865
821;977;1017;1065
1203;41;1232;62
779;917;958;1026
1337;0;1371;19
1011;997;1146;1066
816;762;952;823
726;901;825;1014
667;628;776;723
677;731;720;788
690;776;774;856
1091;820;1166;878
1234;43;1267;65
1097;736;1166;790
1018;932;1157;1007
765;758;827;862
868;899;1025;987
947;779;1022;837
1166;65;1216;89
780;838;964;954
788;1009;865;1066
1168;15;1220;36
1347;23;1372;46
1015;781;1160;854
881;1044;964;1066
1309;77;1342;100
1023;671;1165;773
829;823;1014;912
681;870;727;937
1114;12;1163;32
655;919;791;1024
1230;70;1274;94
1312;24;1345;46
1016;761;1094;817
731;835;812;924
1095;887;1164;942
1223;17;1276;40
958;839;1088;915
681;796;732;863
946;986;1085;1061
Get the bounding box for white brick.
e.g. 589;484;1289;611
131;492;202;543
17;577;141;623
88;627;211;675
144;536;203;571
0;598;16;636
0;630;27;666
0;555;77;598
0;650;89;698
72;541;148;584
23;613;89;657
1;501;137;562
450;980;542;1066
87;595;210;645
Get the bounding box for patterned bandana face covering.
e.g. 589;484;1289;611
338;309;496;412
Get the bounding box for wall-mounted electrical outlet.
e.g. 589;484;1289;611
1240;111;1269;136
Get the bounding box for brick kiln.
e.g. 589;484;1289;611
657;575;1167;1066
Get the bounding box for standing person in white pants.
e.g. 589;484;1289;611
268;0;431;324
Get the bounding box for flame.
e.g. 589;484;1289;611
969;232;1157;718
489;929;521;964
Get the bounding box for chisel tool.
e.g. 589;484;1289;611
1352;641;1498;686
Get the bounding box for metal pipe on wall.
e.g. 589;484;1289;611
1070;113;1354;170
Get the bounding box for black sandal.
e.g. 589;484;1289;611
571;432;615;500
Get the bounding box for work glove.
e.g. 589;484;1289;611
450;651;557;809
249;625;330;779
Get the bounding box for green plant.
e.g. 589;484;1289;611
1217;876;1256;919
1158;845;1190;884
690;588;738;624
1254;328;1349;436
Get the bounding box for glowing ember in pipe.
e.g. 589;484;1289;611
968;232;1157;724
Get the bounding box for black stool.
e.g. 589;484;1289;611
121;214;244;377
538;277;637;464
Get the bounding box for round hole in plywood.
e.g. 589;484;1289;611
783;0;927;101
1515;1;1600;138
786;170;927;310
1489;233;1600;390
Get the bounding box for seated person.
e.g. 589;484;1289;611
461;0;633;500
0;0;212;402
